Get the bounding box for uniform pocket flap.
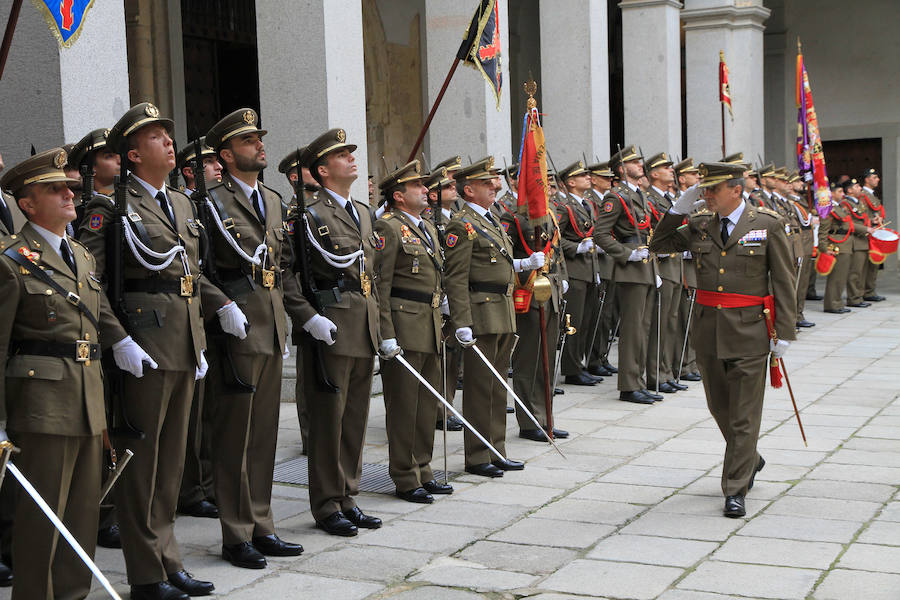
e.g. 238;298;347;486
6;355;65;380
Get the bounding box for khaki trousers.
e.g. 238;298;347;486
647;279;680;386
614;282;654;391
513;303;559;430
824;252;851;311
847;249;869;304
462;333;514;466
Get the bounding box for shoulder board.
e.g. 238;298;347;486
381;212;393;220
206;179;227;191
259;182;283;200
756;206;779;217
166;185;189;199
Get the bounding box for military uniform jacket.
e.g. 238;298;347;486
373;209;443;354
499;208;569;313
650;205;797;359
0;191;15;236
646;187;683;284
444;204;516;335
860;188;884;223
844;195;871;251
205;173;286;355
282;189;379;358
557;193;601;283
490;191;516;220
78;176;218;370
594;183;656;285
583;188;614;280
818;201;854;253
0;224;128;435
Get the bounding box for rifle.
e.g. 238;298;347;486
76;152;93;231
106;148;143;439
290;149;339;392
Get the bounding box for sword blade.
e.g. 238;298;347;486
469;343;566;458
7;462;123;600
99;449;134;504
395;353;507;462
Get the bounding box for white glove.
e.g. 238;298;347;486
515;251;546;272
379;338;402;359
217;302;249;340
455;327;474;345
562;280;569;294
0;427;8;444
303;314;337;345
655;274;663;288
576;238;594;254
683;250;693;259
770;339;790;359
113;336;159;378
672;184;705;214
440;296;450;316
596;245;605;255
628;248;649;262
195;350;208;381
282;344;291;360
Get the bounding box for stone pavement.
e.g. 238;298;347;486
10;278;900;600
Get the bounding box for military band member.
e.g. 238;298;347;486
584;161;617;377
819;183;854;313
443;157;539;477
0;149;136;600
283;128;383;536
556;160;603;386
78;103;224;599
859;168;886;302
594;145;661;404
374;161;452;502
787;171;816;328
650;162;796;518
644;152;685;393
842;178;874;308
499;187;570;441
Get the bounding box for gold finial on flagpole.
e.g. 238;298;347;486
523;74;538;110
797;37;802;52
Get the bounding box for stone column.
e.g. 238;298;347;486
421;0;512;169
256;0;369;202
620;0;683;155
682;0;770;162
0;2;130;168
539;0;610;164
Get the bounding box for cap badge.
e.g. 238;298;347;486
336;129;346;143
145;104;159;117
699;165;709;177
242;110;255;125
102;128;110;139
53;150;67;169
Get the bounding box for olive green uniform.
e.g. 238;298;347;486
646;188;682;388
845;194;871;304
374;209;443;491
818;201;854;311
584;187;616;371
443;204;516;466
860;187;884;297
651;204;796;496
788;196;815;321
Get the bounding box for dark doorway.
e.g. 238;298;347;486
181;0;260;139
607;0;624;155
823;138;883;196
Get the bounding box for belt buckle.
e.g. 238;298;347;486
431;293;440;309
261;268;275;289
360;273;372;297
505;283;513;296
75;340;91;363
180;275;194;297
66;291;81;305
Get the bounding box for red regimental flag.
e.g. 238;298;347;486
719;51;733;120
517;108;550;226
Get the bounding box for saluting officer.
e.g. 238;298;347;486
594;145;661;404
443;157;541;477
0;149;135;600
283;128;383;537
374;161;453;503
673;158;702;382
650;162;796;518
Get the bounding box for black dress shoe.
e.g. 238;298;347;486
642;389;664;401
316;512;357;537
824;307;851;314
491;458;525;471
724;495;746;518
519;428;548;442
552;428;570;439
667;380;689;391
806;293;823;301
619;390;654;405
588;365;612;377
601;360;618;374
436;414;463;431
396;487;434;504
252;534;303;556
748;455;765;490
648;382;678;393
582;370;604;382
0;561;11;587
177;499;219;519
554;387;565;395
167;570;214;596
345;506;382;529
796;320;816;328
863;295;886;302
681;372;702;382
423;479;453;495
97;524;121;549
465;463;504;478
848;301;871;308
564;373;596;386
131;581;189;600
222;541;267;569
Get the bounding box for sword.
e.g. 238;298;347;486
440;338;449;485
99;449;134;504
464;339;566;458
655;287;662;395
391;353;508;462
553;312;575;393
778;356;808;447
6;461;123;600
0;440;18;491
583;284;607;369
676;288;696;384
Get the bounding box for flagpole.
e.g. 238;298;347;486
0;0;24;81
721;102;726;158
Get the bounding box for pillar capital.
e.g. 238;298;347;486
619;0;683;10
681;2;770;32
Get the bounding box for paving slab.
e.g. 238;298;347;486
712;536;843;569
813;569;900;600
531;497;646;525
488;517;616;549
619;511;744;542
738;514;863;543
456;540;578;575
837;542;900;573
855;520;900;546
410;559;540;592
541;559;683;599
677;561;820;599
587;534;718;567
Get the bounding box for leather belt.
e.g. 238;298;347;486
125;277;197;297
11;340;100;362
219;268;280;289
391;287;441;308
619;235;644;245
315;279;361;294
469;281;513;295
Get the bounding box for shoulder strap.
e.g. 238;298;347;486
460;217;514;265
125;201;153;248
4;247;100;331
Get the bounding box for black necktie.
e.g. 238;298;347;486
720;217;730;245
0;197;12;233
418;223;433;249
485;212;498;228
251;190;265;225
344;200;360;228
60;239;76;274
156;191;176;229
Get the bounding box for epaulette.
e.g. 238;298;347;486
207;179;226;191
756;206;779;218
381;212;393;220
260;182;283;200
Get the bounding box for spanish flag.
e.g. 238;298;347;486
719;50;733;120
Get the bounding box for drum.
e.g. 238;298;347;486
868;228;898;264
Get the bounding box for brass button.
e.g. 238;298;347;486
85;359;91;367
485;297;490;302
721;251;727;256
78;282;83;288
45;289;52;295
749;250;754;255
236;233;241;239
268;246;274;253
719;268;725;274
717;285;723;291
27;370;35;377
188;298;193;304
84;333;90;341
136;308;142;313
